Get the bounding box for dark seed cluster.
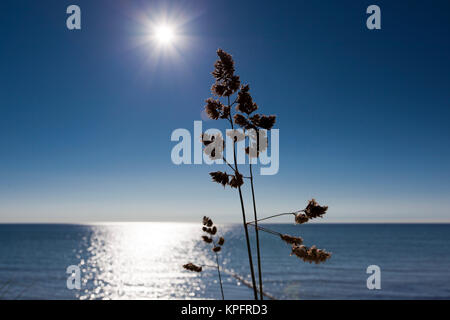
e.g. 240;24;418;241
280;234;303;245
183;263;202;272
202;216;225;253
209;171;243;189
295;198;329;224
183;217;226;273
290;245;331;264
202;49;277;190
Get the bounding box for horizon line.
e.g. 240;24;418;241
1;220;450;225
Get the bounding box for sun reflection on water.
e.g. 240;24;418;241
76;223;209;300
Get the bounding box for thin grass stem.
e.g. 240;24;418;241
249;163;264;300
212;240;225;300
246;212;297;225
228;95;259;300
248;223;283;237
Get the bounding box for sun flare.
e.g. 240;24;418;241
133;11;192;64
154;24;176;45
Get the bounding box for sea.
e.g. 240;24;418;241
0;223;449;300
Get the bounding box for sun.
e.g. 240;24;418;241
154;24;176;45
132;11;192;64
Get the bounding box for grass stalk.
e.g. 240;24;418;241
213;241;225;300
229;97;259;300
249;163;263;300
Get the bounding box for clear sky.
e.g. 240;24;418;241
1;0;449;223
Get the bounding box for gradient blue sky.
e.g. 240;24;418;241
1;0;449;223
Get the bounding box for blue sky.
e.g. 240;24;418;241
0;0;449;223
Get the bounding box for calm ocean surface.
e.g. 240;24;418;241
0;223;449;300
